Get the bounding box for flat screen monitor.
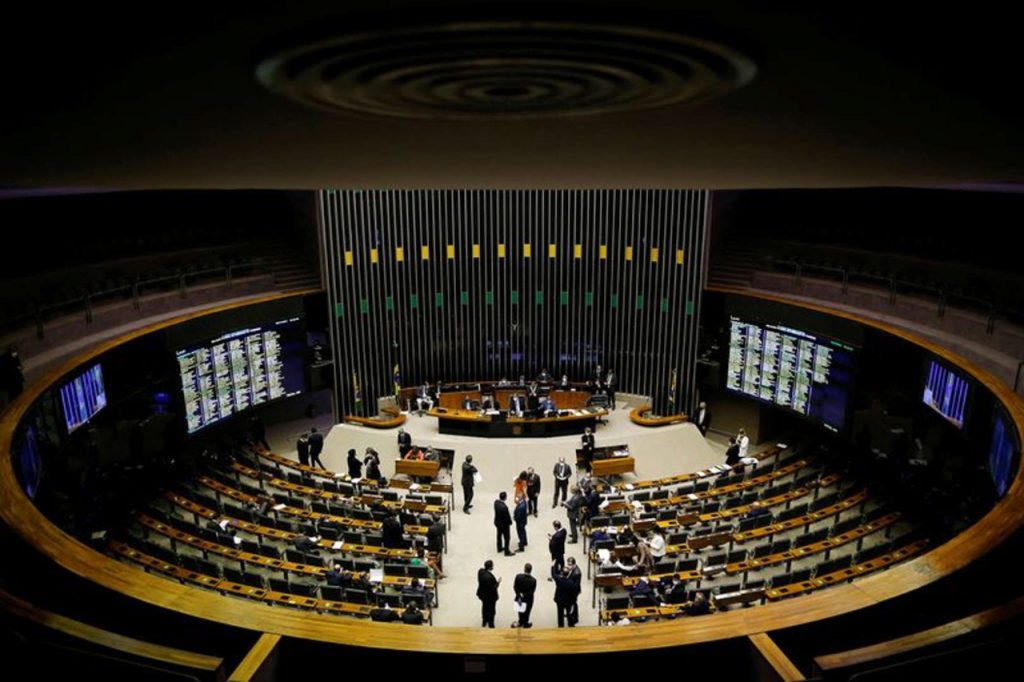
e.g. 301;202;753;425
922;359;969;428
725;316;856;432
59;363;107;433
989;409;1018;498
176;316;306;434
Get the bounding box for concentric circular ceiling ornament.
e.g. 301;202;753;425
255;22;757;120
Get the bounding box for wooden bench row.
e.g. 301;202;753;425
110;540;431;624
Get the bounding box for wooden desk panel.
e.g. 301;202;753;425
395;460;441;479
593;457;636;477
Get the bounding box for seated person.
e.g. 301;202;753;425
294;533;321;554
498;377;511;387
744;501;771;519
401;601;425;625
370;604;400;622
424;446;439;461
325;562;346;587
481;394;497;410
558;374;570;389
629;576;655;600
537;368;553;383
509;394;526;416
661;575;688;601
401;577;429;601
540;397;557;417
412;545;445;580
461;394;475;410
685;592;711;616
415;383;434;411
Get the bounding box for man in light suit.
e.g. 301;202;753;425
552;457;572;507
693;401;711;436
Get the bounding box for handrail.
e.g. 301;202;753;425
0;288;1022;655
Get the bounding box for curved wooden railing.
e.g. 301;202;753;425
1;287;1022;655
629;405;688;426
343;405;406;429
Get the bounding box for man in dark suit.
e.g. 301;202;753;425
581;427;595;472
548;520;567;573
397;428;412;456
526;467;541;517
605;369;616;409
381;511;405;549
725;437;741;466
494;491;514;556
462;394;475;410
401;602;425;625
552;564;577;627
370;605;399;622
426;514;446;554
513;563;537;628
250;414;270;451
513;496;529;552
566;556;583;625
694;401;711;436
476;559;500;628
296;433;310;467
461;455;478;514
509;394;525;416
308;427;326;469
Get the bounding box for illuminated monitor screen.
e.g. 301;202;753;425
59;363;107;433
176;317;305;434
922;360;969;429
725;316;856;432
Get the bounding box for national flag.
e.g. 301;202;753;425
392;364;401;399
668;368;678;406
353;371;362;409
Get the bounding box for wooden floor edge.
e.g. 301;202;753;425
229;633;282;682
749;632;807;681
0;588;224;671
813;594;1024;671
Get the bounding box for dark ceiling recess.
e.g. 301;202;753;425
254;21;757;120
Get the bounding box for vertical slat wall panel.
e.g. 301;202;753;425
320;190;707;416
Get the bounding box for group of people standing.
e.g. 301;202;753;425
476;554;582;629
295;427;326;469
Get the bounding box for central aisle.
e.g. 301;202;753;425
268;403;723;628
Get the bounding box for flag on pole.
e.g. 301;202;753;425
352;371;362;410
393;363;401;400
668;368;678;407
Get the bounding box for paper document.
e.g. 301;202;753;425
332;541;343;550
272;503;286;511
368;568;384;583
514;601;528;613
474;473;483;484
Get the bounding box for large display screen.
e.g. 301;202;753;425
726;316;856;432
59;363;107;433
922;360;969;429
177;317;306;434
989;409;1018;498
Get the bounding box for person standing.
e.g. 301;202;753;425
476;559;500;628
566;556;582;626
694;401;711;436
737;428;750;459
461;455;478;514
513;495;529;552
548;520;567;573
397;428;412;456
513;563;536;628
250;414;270;451
526;467;541;517
381;511;405;549
581;427;595;472
346;448;362;478
552;457;572;507
308;427;326;469
563;486;584;544
296;432;310;467
494;491;514;556
552;564;576;628
725;437;741;466
605;369;616;409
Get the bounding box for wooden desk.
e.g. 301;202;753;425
395;459;441;479
593;457;636;477
428;407;606;437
